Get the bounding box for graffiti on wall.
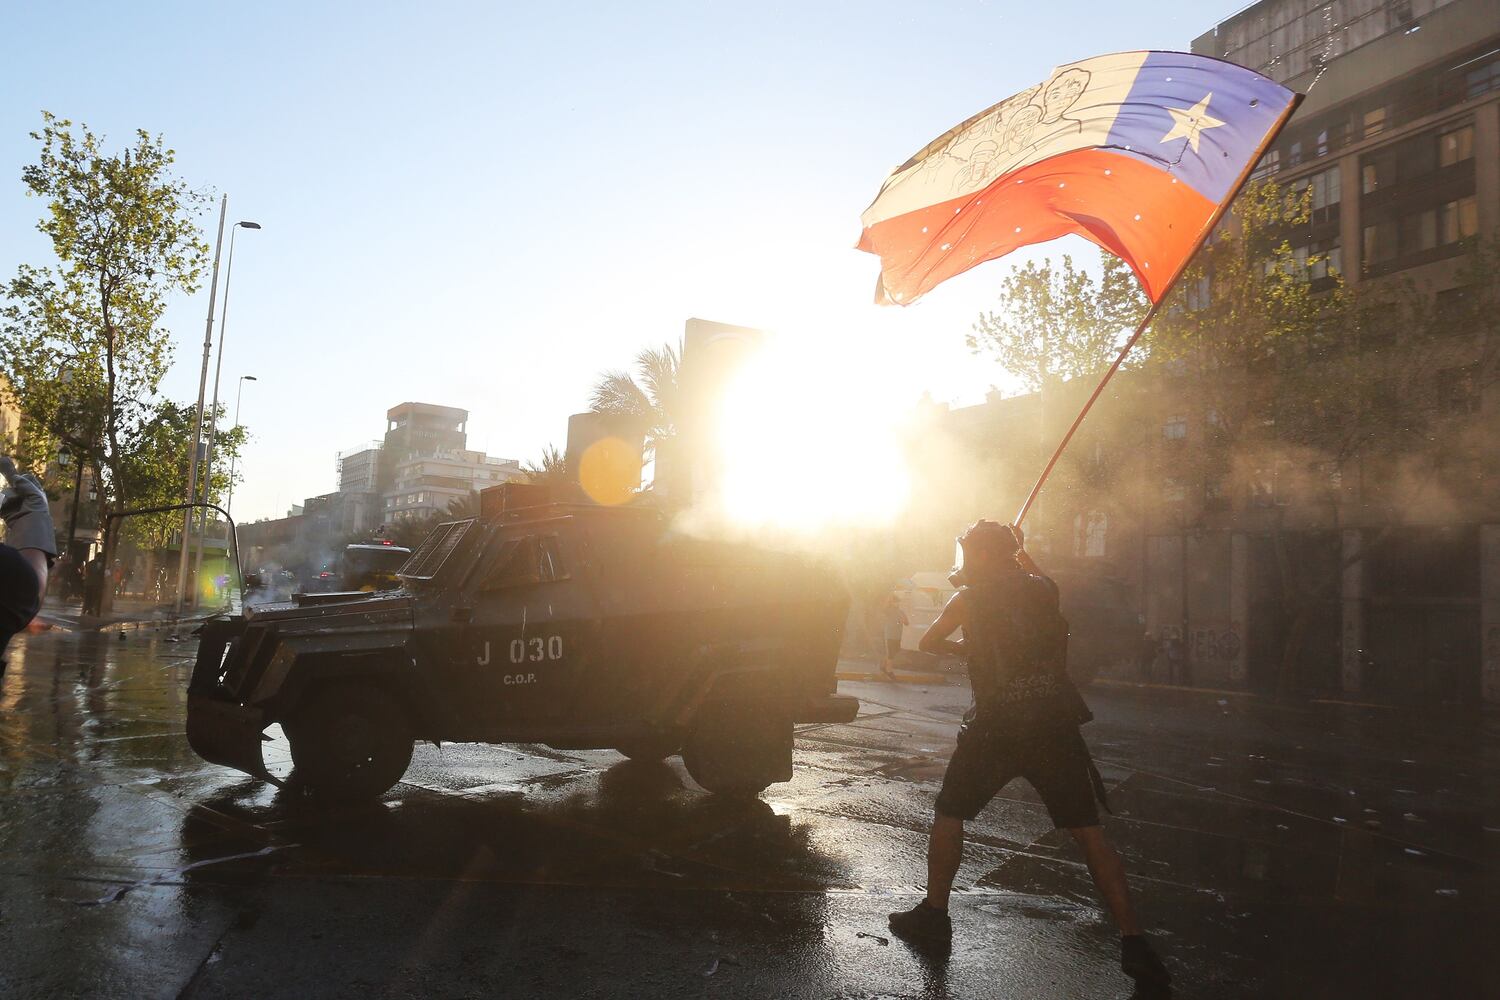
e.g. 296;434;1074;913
1159;623;1242;665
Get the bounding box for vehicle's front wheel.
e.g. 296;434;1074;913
682;705;792;798
287;683;413;802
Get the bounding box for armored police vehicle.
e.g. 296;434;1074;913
186;493;857;801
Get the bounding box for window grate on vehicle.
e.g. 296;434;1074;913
399;519;475;580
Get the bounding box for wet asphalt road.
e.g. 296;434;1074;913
2;629;1497;999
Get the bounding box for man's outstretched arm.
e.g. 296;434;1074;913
918;593;967;657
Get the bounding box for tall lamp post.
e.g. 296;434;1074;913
177;196;228;614
224;375;257;522
192;221;261;605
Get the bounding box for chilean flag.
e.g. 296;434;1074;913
858;52;1299;305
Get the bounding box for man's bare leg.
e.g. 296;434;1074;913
1069;825;1140;934
1070;826;1170;989
888;810;964;947
924;812;965;909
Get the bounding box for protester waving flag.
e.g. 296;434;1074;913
857;51;1299;306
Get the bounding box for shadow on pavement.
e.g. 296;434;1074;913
177;756;848;898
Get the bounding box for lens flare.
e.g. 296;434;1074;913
577;436;640;506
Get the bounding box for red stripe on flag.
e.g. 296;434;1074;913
858;149;1217;304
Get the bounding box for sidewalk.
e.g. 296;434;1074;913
35;594;229;632
834;654;955;685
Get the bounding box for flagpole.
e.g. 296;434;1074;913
1013;92;1304;527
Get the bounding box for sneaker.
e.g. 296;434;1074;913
888;901;952;949
1121;935;1171;990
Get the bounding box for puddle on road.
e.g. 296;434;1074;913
976;890;1102;925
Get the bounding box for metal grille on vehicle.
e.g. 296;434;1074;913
399;519;475;580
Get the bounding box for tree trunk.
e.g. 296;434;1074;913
1277;604;1315;700
1269;516;1298;699
96;502;118;619
98;276;126;619
140;547;157;605
1274;515;1405;700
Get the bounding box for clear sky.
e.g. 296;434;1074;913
1;0;1213;523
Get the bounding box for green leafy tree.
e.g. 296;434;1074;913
968;253;1148;391
1147;182;1349;491
963;249;1154;579
111;399;244;599
118;399;245;546
0;113;209;611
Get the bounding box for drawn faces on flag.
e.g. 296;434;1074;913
908;65;1100;198
985;86;1042;150
1002;105;1043;155
932;86;1036;193
1040;68;1089;124
951;140;1000;194
968;72;1089;186
1020;66;1091;153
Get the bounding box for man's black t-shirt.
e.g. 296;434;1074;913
960;568;1090;734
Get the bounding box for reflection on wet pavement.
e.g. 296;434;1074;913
2;629;1497;998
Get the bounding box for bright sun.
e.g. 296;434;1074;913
712;332;913;536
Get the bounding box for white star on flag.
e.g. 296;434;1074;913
1160;93;1224;153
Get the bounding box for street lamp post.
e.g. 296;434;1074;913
177;196;228;614
192;221;261;606
224;375;257;522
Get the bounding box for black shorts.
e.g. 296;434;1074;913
935;722;1101;829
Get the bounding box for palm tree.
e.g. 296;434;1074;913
445;490;481;520
588;340;681;455
523;444;568;487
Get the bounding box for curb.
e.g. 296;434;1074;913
1088;678;1256;698
1092;678;1446;712
1307;697;1399;710
100;614;219;634
837;670;952;685
36;613;220;636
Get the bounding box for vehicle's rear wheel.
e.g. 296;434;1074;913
682;705;792;798
615;737;682;762
287;683;413;802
